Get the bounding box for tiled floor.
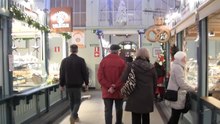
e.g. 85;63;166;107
54;90;164;124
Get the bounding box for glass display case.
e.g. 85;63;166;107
207;11;220;100
184;24;199;89
186;52;220;100
186;58;198;87
13;53;47;92
11;33;50;92
207;43;220;99
184;25;220;99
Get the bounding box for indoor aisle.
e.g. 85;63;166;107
54;90;164;124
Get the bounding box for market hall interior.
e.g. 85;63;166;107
1;0;220;124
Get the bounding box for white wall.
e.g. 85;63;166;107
48;35;63;75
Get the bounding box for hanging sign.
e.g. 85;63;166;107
94;47;100;57
71;30;85;48
146;17;171;43
49;7;72;33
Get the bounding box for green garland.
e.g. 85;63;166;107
60;32;72;40
9;6;72;40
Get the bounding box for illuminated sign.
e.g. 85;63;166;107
71;30;85;48
49;7;72;33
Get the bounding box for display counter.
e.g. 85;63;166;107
186;58;220;100
200;96;220;124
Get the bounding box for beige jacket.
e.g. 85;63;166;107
165;60;195;109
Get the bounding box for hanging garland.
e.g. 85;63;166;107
60;32;72;40
9;6;72;40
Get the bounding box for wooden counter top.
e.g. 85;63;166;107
201;97;220;110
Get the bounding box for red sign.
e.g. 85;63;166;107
49;7;72;33
54;46;60;52
94;47;100;57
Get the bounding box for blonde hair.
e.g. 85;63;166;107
135;48;150;60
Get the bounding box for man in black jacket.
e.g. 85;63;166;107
59;44;89;124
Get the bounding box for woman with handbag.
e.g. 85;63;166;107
121;48;157;124
166;51;197;124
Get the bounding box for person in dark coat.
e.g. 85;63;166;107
59;44;89;124
98;44;126;124
122;48;157;124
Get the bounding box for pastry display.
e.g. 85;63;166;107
13;54;46;91
186;58;220;99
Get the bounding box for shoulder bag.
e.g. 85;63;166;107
164;89;178;101
121;66;136;96
164;74;179;101
180;92;191;113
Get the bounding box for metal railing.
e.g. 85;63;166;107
201;97;220;124
0;83;66;124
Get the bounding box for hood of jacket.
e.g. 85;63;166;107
133;58;154;73
173;59;185;69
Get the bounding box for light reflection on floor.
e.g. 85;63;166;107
54;90;164;124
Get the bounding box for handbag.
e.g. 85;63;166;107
164;72;179;101
121;67;136;96
180;92;191;113
165;90;187;110
164;90;178;101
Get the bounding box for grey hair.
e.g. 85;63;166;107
174;51;186;61
135;48;150;60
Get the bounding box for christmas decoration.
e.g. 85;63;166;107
10;6;71;40
116;0;127;25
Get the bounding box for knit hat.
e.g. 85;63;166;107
174;51;186;61
110;44;121;50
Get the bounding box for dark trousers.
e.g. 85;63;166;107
168;108;182;124
132;112;149;124
103;98;123;124
67;88;81;119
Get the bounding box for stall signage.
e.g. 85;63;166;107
71;30;85;48
49;7;72;33
94;47;100;57
54;46;60;52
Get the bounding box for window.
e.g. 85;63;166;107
99;0;142;26
12;19;47;92
208;11;220;100
184;25;199;89
50;0;86;27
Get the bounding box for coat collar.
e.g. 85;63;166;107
173;59;185;69
70;53;77;57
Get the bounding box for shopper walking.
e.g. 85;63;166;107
166;51;196;124
98;44;126;124
59;44;89;124
122;48;157;124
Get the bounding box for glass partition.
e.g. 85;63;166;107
208;10;220;100
184;24;199;88
12;37;47;92
12;19;47;92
